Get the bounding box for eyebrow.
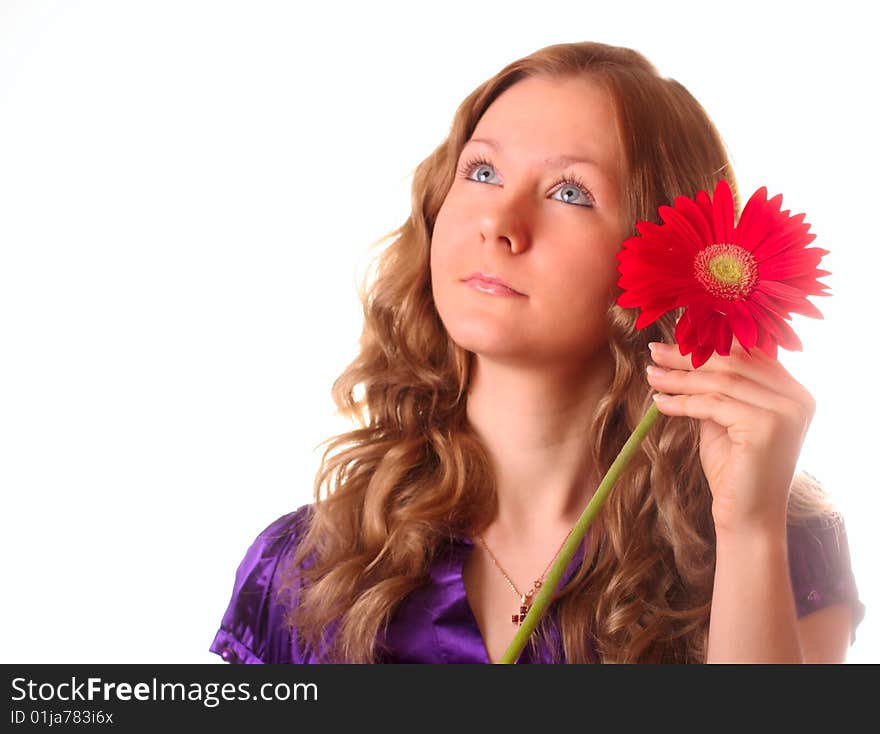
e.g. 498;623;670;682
463;136;601;170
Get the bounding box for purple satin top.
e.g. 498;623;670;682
210;504;865;663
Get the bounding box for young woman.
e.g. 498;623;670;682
210;40;864;664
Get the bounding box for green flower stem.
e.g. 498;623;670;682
498;401;663;664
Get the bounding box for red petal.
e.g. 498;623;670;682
761;264;826;282
754;321;777;359
633;221;661;241
697;343;716;369
747;307;782;360
616;285;682;308
728;300;759;348
715;318;734;356
675;309;698;354
782;276;831;297
750;288;816;321
770;314;804;351
629;220;699;256
616;278;682;305
619;276;700;303
635;304;675;328
696;189;714;223
698;306;721;346
752;213;814;261
759;249;829;280
754;280;810;306
734;187;770;248
712;179;736;244
618;246;692;272
658;205;706;252
673;282;711;308
674;194;714;245
788;298;825;319
688;301;730;367
748;288;785;315
751;304;781;337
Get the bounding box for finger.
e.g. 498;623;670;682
648;337;811;405
646;363;802;417
650;335;773;371
653;334;789;370
651;391;777;441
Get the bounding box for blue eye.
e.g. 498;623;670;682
456;154;595;208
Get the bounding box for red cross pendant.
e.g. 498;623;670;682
511;594;531;626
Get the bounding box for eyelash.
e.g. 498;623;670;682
456;154;595;208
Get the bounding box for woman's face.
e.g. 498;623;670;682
430;75;628;370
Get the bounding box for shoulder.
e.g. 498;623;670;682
229;504;315;594
209;503;316;664
787;511;866;645
244;504;315;569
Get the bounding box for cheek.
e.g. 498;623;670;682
429;235;453;293
429;229;459;314
544;246;620;302
429;209;466;282
566;257;617;298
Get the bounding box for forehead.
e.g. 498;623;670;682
469;75;621;179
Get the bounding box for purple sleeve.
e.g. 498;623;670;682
787;513;865;644
209;505;314;664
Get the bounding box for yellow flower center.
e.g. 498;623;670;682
694;243;758;300
709;255;742;283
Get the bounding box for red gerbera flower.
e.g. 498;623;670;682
616;179;831;368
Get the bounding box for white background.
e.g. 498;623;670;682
1;0;876;663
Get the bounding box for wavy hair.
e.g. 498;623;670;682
278;40;836;663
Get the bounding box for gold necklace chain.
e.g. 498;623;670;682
476;527;574;626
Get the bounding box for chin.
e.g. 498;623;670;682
434;286;528;345
442;318;529;358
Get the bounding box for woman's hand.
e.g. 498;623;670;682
645;337;816;538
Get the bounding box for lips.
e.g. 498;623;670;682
463;272;525;296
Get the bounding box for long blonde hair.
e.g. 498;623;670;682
278;40;836;663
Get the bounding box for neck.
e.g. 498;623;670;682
465;347;614;544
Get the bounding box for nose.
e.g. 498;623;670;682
478;192;532;255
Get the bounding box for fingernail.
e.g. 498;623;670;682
648;342;662;353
